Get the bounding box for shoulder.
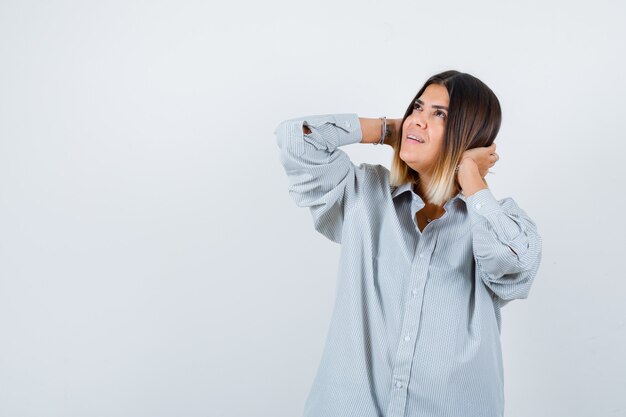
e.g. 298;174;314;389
349;163;396;205
355;163;391;186
343;163;395;225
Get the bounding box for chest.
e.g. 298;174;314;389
371;208;475;303
415;209;445;233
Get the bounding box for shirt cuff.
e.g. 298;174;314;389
297;113;362;147
465;187;504;218
331;113;363;146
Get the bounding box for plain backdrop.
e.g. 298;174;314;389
1;0;625;416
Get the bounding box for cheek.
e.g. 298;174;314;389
432;128;445;145
429;130;446;154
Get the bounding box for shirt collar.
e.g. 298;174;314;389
390;181;414;199
391;181;467;204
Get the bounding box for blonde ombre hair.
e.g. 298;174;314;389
389;70;502;206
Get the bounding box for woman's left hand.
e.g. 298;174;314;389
459;143;498;178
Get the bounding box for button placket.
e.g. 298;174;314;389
386;238;436;417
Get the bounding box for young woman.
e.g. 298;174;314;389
273;70;543;417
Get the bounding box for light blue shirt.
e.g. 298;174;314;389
274;113;543;417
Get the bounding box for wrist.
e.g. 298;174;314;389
358;118;385;144
457;160;485;196
457;157;477;175
385;119;401;148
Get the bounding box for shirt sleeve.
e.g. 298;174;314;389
273;113;364;244
465;188;543;306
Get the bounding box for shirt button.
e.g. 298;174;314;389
475;203;482;209
345;121;351;128
419;252;424;258
404;335;410;341
412;288;418;295
395;381;403;388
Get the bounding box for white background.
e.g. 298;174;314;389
1;1;625;416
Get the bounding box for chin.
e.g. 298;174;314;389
400;154;424;170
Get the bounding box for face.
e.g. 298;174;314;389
400;83;449;175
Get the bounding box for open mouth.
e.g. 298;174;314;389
407;134;425;143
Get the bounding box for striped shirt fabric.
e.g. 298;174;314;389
273;113;543;417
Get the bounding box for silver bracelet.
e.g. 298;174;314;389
375;116;387;145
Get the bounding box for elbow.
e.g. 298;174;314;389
515;230;543;273
274;120;308;167
475;227;543;277
274;120;290;150
481;266;538;303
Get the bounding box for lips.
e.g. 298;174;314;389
406;133;425;143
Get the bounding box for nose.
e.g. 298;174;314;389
411;111;427;129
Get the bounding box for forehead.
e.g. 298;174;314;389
419;84;449;104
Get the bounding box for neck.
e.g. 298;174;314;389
413;172;449;217
414;172;434;204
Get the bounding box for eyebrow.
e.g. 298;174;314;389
415;98;448;111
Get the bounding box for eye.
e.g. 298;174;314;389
413;102;421;110
435;110;447;120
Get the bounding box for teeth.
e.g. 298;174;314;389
408;135;424;143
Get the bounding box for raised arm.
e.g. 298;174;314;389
465;188;543;307
274;113;365;243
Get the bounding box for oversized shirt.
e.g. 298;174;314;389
273;113;543;417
